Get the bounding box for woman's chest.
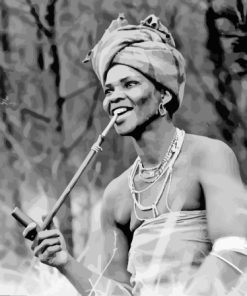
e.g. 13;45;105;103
129;155;205;231
113;144;205;233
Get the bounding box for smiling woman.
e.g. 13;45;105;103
103;64;164;136
22;14;247;296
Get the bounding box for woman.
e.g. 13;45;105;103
23;15;247;295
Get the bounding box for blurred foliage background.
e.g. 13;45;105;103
0;0;246;294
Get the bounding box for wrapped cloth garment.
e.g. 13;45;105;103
83;14;186;107
127;210;212;296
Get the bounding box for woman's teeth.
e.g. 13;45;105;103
113;107;128;115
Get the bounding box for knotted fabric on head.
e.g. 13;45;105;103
83;14;186;107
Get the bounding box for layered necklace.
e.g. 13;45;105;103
128;128;185;220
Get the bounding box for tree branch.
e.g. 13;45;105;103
0;119;32;170
21;108;51;123
25;0;53;39
64;81;96;101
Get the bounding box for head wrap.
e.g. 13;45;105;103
83;14;186;107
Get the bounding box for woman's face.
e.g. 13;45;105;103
103;64;161;136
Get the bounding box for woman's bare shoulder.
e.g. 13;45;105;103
101;167;132;211
101;166;133;225
186;133;224;145
103;168;131;199
185;133;237;168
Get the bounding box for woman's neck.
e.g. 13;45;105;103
132;118;176;168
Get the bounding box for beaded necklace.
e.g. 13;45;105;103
128;128;185;220
138;130;179;183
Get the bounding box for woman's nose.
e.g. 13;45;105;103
103;90;126;114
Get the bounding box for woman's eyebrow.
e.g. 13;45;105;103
105;76;138;88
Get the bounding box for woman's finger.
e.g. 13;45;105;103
34;237;61;257
22;222;37;238
37;229;61;240
31;229;61;250
42;245;62;259
39;245;63;264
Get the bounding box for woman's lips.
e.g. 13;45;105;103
111;106;133;116
112;107;129;116
115;109;132;124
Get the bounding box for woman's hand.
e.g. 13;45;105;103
23;222;69;268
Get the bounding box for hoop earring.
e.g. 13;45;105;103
158;102;167;116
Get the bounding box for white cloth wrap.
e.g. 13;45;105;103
213;236;247;256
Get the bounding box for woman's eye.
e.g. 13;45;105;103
104;88;112;95
125;81;138;88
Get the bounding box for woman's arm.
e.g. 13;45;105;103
23;180;132;296
185;139;247;295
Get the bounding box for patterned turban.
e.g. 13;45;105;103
83;14;186;107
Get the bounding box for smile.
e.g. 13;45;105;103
111;106;133;116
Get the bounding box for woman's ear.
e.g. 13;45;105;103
161;90;172;105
